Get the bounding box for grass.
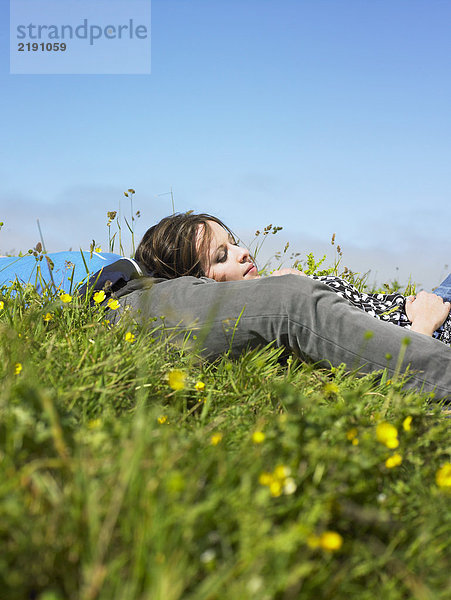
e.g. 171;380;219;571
0;199;450;599
0;274;450;600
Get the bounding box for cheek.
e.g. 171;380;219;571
210;265;229;282
205;263;219;280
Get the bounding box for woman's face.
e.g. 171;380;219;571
198;221;259;282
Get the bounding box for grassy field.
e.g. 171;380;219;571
1;247;450;600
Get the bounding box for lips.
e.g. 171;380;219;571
244;264;257;277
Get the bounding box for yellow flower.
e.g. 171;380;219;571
376;422;399;448
107;298;120;310
60;293;72;303
94;246;102;253
319;531;343;552
195;380;205;391
323;382;339;395
269;480;283;497
258;472;272;486
252;431;265;444
0;300;4;310
402;416;412;431
168;369;186;391
125;331;136;343
14;363;22;375
210;433;223;446
259;464;295;496
385;438;399;449
351;438;359;446
43;312;53;322
385;453;402;469
436;463;451;488
157;415;168;425
274;465;291;480
346;428;358;441
88;418;101;429
93;290;106;304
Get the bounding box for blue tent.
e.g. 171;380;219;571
0;251;124;295
434;274;451;302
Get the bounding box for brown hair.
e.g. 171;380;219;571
135;212;236;279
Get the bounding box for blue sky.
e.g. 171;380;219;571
1;0;450;288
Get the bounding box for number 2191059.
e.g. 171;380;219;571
18;42;67;51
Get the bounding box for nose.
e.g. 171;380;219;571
236;245;250;263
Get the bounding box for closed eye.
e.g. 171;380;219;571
216;246;228;263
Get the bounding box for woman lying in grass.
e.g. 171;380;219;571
135;213;451;344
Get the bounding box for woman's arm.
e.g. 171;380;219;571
405;291;451;336
110;274;451;398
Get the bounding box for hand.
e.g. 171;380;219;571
405;291;451;336
270;268;307;277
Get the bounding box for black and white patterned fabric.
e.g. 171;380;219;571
310;275;451;345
